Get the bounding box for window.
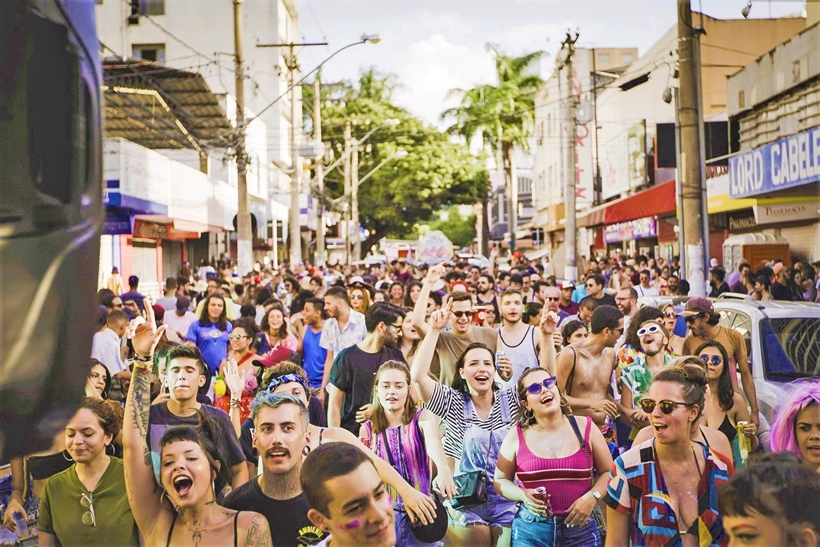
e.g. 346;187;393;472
137;0;164;15
621;53;634;63
597;52;610;63
132;44;165;64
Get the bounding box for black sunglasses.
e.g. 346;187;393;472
699;355;722;366
545;297;560;302
525;376;557;395
663;311;677;319
452;310;472;318
684;314;703;324
638;398;693;415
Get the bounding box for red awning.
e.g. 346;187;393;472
580;180;677;227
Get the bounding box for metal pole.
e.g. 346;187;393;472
351;139;360;260
288;44;302;265
313;77;325;268
343;122;351;265
674;86;686;278
233;0;253;275
678;0;708;296
563;31;579;283
693;30;711;273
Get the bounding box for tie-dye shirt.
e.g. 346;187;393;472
604;438;730;547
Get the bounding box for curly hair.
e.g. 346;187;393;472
78;396;122;438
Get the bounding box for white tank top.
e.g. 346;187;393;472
497;325;539;389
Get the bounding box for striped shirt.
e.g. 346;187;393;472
425;383;520;459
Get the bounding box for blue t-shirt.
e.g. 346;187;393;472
302;327;327;388
186;321;232;373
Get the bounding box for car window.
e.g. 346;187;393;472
763;317;820;378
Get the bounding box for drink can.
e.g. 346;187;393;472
533;486;553;517
736;421;750;461
495;351;505;365
473;306;487;325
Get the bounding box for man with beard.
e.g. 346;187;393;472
556;305;624;458
681;297;760;427
497;289;543;387
667;274;681;296
615;287;639;331
618;318;675;436
412;265;499;385
475;273;498;309
224;392;327;547
327;303;406;434
302;443;396;547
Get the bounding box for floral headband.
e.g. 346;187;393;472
265;373;310;394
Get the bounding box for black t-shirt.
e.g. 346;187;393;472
222;478;326;547
329;345;405;434
240;398;327;463
595;293;618;307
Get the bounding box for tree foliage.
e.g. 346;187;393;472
428;208;477;249
304;70;489;253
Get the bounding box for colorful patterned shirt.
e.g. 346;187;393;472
619;353;678;408
604;439;730;547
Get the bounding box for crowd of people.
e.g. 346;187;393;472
1;251;818;547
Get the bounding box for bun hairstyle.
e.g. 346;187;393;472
79;396;122;438
653;358;708;420
159;414;230;497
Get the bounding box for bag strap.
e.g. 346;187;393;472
381;427;401;471
566;347;578;396
568;415;594;485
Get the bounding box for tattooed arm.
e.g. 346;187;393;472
123;309;170;540
240;512;272;547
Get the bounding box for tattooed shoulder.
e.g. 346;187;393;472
244;514;272;547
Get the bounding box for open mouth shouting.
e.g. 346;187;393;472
265;445;290;463
651;421;668;433
173;474;194;498
474;372;491;385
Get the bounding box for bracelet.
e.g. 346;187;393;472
134;354;152;362
229;398;241;408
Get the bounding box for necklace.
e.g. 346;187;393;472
658;446;697;485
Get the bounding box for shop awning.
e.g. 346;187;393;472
580;180;676;227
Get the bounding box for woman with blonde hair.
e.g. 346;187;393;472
660;303;685;356
349;285;372;315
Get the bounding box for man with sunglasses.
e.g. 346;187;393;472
413;264;500;385
585;274;617;307
681;297;760;427
557;305;625;457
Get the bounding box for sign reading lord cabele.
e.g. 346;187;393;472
729;126;820;198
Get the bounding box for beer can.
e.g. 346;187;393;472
736;421;750;461
533;486;554;517
495;351;505;366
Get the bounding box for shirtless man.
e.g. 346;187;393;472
556;305;624;458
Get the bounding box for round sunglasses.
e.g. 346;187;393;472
636;325;662;337
699;355;722;366
638;398;693;415
525;376;557;395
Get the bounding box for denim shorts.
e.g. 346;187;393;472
394;506;443;547
511;506;601;547
447;491;517;528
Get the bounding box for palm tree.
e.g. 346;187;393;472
443;45;543;252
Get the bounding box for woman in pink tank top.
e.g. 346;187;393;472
494;368;613;546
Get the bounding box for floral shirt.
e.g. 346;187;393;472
620;353;677;408
604;439;730;547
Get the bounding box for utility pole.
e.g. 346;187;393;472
351;137;360;261
677;0;708;296
313;77;325;268
233;0;253;276
343;122;352;265
560;30;580;283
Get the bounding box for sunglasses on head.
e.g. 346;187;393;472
636;325;662;337
452;310;472;318
699;355;722;366
638;398;693;415
525;376;558;395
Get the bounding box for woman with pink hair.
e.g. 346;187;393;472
769;379;820;472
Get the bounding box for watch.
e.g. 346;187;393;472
590;489;602;501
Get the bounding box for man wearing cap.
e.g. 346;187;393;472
681;297;760;427
559;281;580;316
120;275;147;312
771;263;793;301
162;296;198;342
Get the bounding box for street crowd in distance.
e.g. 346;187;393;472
2;252;819;547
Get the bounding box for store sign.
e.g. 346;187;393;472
728;210;758;231
604;217;657;243
103;211;133;235
729;126;820;198
754;200;820;225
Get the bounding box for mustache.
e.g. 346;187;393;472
265;444;291;458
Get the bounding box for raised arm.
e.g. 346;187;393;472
123;307;169;538
410;304;451;403
222;359;244;437
538;308;559;375
412;264;446;337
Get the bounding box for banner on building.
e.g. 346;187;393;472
627;120;647;189
602;128;630;200
604;217;657;243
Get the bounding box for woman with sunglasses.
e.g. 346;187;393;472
349;286;372;315
660;304;685;356
495;367;612;546
694;340;758;469
605;363;731;547
361;361;457;546
410;303;558;547
38;397;139;546
215;318;260;424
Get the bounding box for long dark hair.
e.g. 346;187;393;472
260;302;289;340
451;342;499;394
515;367;569;427
89;359;112;399
370;361;417;434
404;280;422;307
694;340;734;411
199;293;228;330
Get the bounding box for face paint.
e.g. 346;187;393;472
344;520;361;530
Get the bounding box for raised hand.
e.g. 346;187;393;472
128;298;166;357
223;359;245;399
428;300;452;331
540;308;559;335
426;263;446;284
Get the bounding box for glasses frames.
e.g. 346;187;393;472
699;355;723;366
636;325;662;337
81;492;96;527
684;314;703;324
525;376;558;395
451;310;472;318
638;398;693;415
663;311;677;319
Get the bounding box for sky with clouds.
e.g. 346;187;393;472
296;0;803;127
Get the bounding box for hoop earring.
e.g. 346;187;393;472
303;445;311;456
62;450;73;462
160;489;179;512
523;408;534;422
105;443;115;456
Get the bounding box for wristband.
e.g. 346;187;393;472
134;354;152;362
229;398;241;408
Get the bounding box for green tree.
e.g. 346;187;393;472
442;46;544;251
427;208;477;249
304;70;489;255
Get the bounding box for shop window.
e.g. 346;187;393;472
597;52;610;63
135;0;164;15
621;53;634;63
132;44;165;64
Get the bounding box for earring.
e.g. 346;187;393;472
62;450;73;462
303;445;311;456
212;480;217;502
523;408;534;422
160;489;179;512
